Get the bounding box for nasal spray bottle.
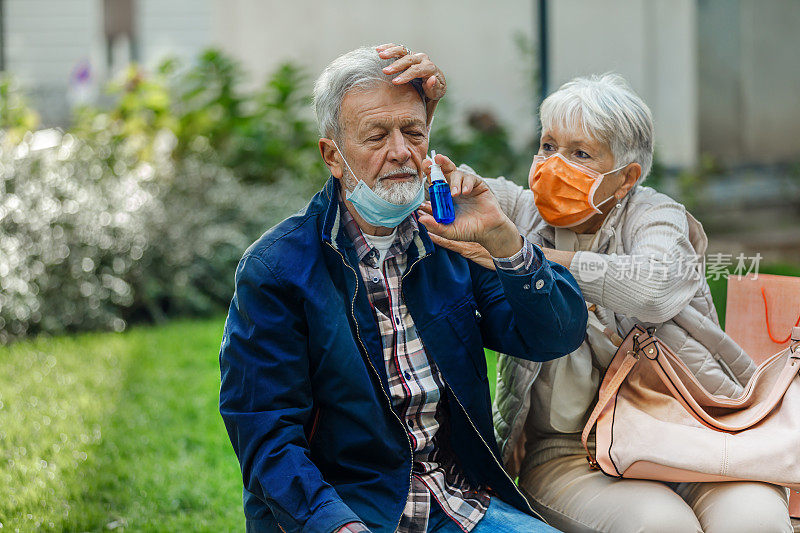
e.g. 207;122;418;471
428;151;456;224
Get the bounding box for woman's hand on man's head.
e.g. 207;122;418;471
376;43;446;125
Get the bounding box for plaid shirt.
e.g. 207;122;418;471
338;201;539;533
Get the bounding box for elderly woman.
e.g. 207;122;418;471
404;69;792;531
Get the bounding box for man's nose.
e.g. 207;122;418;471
386;130;411;164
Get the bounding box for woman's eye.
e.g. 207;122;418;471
575;150;590;159
367;135;385;142
405;131;425;138
542;142;555;152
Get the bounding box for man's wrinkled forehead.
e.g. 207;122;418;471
341;81;427;133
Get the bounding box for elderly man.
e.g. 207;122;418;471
218;44;587;533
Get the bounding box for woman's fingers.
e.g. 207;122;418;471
427;234;497;271
428;232;460;250
459;172;482;197
388;56;434;83
448;170;464;197
417;213;449;237
382;52;425;75
433;153;457;175
418;201;433;215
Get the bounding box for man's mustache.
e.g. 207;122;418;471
377;167;421;183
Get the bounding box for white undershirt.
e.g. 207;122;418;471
362;228;398;270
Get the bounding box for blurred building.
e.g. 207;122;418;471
2;0;800;170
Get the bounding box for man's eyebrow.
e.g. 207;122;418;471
362;118;390;130
400;118;427;129
361;117;426;130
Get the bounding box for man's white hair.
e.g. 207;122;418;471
540;73;654;180
314;46;399;140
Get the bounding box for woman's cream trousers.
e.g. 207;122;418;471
520;455;792;533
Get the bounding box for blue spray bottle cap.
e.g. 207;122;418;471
429;150;446;182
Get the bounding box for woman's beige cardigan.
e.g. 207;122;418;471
480;175;757;478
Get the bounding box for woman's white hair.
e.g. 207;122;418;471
313;46;398;140
540;73;654;180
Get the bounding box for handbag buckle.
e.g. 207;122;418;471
633;333;641;353
586;455;599;470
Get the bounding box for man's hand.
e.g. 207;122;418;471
418;153;523;259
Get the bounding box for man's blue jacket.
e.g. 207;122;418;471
219;177;588;533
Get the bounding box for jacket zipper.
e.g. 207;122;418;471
326;241;413;533
307;406;321;444
444;382;548;524
400;251;549;526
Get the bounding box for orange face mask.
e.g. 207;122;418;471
528;153;624;228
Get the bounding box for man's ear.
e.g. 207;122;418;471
319;138;344;179
615;162;641;199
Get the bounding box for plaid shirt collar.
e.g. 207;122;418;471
338;195;420;268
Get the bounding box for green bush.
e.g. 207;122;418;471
1;50;329;342
0;75;40;144
430;100;536;184
0;128;314;343
72;50;327;186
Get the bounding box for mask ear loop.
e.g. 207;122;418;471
330;139;359;182
590;163;630;212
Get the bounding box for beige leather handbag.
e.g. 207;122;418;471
582;324;800;489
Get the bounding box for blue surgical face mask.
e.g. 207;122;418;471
332;140;425;228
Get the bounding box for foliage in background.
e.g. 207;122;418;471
429;30;539;184
0;129;313;343
430;100;536;183
0;75;40;144
0;49;326;342
71;50;326;185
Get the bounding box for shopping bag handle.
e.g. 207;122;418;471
761;287;800;344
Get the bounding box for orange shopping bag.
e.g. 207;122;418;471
725;273;800;364
725;272;800;518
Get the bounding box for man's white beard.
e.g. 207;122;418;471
344;166;423;205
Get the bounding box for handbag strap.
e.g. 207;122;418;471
581;347;639;469
646;336;800;432
656;335;787;409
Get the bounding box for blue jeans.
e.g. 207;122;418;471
426;496;561;532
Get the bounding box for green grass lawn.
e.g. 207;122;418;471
1;264;797;531
0;316;498;532
0;318;243;532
